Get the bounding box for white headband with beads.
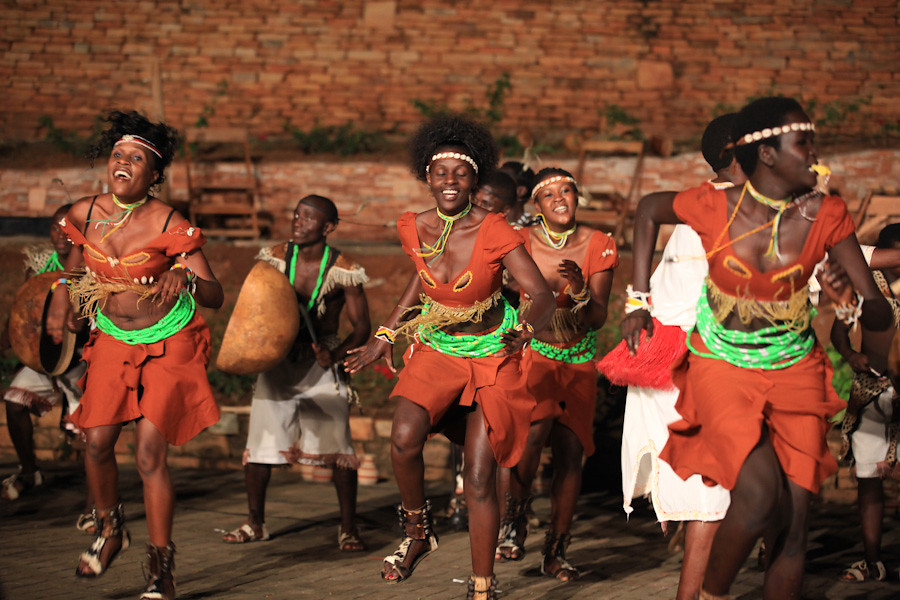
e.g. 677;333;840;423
114;134;162;159
734;122;814;146
426;152;479;174
531;175;577;199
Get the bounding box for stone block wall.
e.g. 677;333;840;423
2;0;899;145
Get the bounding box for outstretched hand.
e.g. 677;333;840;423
344;339;396;375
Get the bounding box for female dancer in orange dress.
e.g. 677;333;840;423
621;97;893;599
47;111;223;600
345;114;554;600
495;168;617;581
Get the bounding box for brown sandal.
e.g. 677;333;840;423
75;504;130;577
541;530;578;582
140;542;176;600
381;501;439;583
222;522;270;544
338;528;367;552
495;494;529;561
466;574;498;600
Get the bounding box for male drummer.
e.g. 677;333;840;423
222;195;371;551
2;205;94;523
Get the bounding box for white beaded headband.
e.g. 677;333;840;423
531;175;577;199
115;134;163;159
734;122;814;146
426;151;479;174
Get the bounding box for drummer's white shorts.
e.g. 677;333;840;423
3;363;85;417
852;387;894;479
245;356;357;468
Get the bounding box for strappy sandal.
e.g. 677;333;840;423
1;470;42;501
495;494;529;561
541;529;579;582
840;559;887;582
75;503;130;578
141;541;176;600
222;522;269;543
466;574;498;600
382;500;439;583
338;528;367;552
76;512;98;534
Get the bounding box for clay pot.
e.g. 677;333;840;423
312;466;333;483
357;454;379;486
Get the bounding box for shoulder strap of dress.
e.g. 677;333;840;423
162;207;177;232
83;195;98;234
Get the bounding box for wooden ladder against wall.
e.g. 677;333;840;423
854;188;900;244
573;139;645;248
184;127;263;240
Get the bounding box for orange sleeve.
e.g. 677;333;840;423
60;216;88;246
482;212;525;258
671;184;721;237
395;212;419;260
583;230;619;278
820;195;856;250
160;223;207;257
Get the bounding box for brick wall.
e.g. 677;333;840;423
2;148;899;242
2;0;899;145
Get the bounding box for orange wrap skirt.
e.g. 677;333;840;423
71;314;220;446
659;332;845;494
391;341;536;468
527;347;598;457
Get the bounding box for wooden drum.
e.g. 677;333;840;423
8;271;78;376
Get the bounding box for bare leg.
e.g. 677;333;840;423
857;477;884;565
245;462;272;526
464;404;499;577
677;520;720;600
333;465;363;547
135;418;173;547
5;403;38;477
382;396;432;580
76;423;124;575
761;479;810;599
703;432;782;596
547;422;583;533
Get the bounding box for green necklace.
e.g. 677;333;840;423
87;194;148;243
289;244;331;311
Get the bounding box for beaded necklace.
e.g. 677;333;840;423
418;297;517;358
745;180;792;259
87;194;148;243
530;332;597;364
289;244;331;312
415;203;472;265
537;213;576;249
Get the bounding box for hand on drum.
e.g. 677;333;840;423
344;339;396;375
312;343;334;369
150;268;189;304
45;290;74;345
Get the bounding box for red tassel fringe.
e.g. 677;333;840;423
596;319;687;390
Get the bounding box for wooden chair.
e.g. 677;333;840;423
183;127;263;239
854;188;900;244
573;139;644;247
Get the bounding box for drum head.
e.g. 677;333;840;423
9;272;76;375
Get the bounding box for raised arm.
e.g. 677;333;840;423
621;191;681;353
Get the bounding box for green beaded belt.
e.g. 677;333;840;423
96;291;196;345
530;332;596;364
689;281;814;370
418;297;517;358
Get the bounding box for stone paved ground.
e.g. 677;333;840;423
1;461;898;600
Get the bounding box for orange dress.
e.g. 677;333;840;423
390;211;535;468
524;229;618;457
659;187;854;493
60;216;219;446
